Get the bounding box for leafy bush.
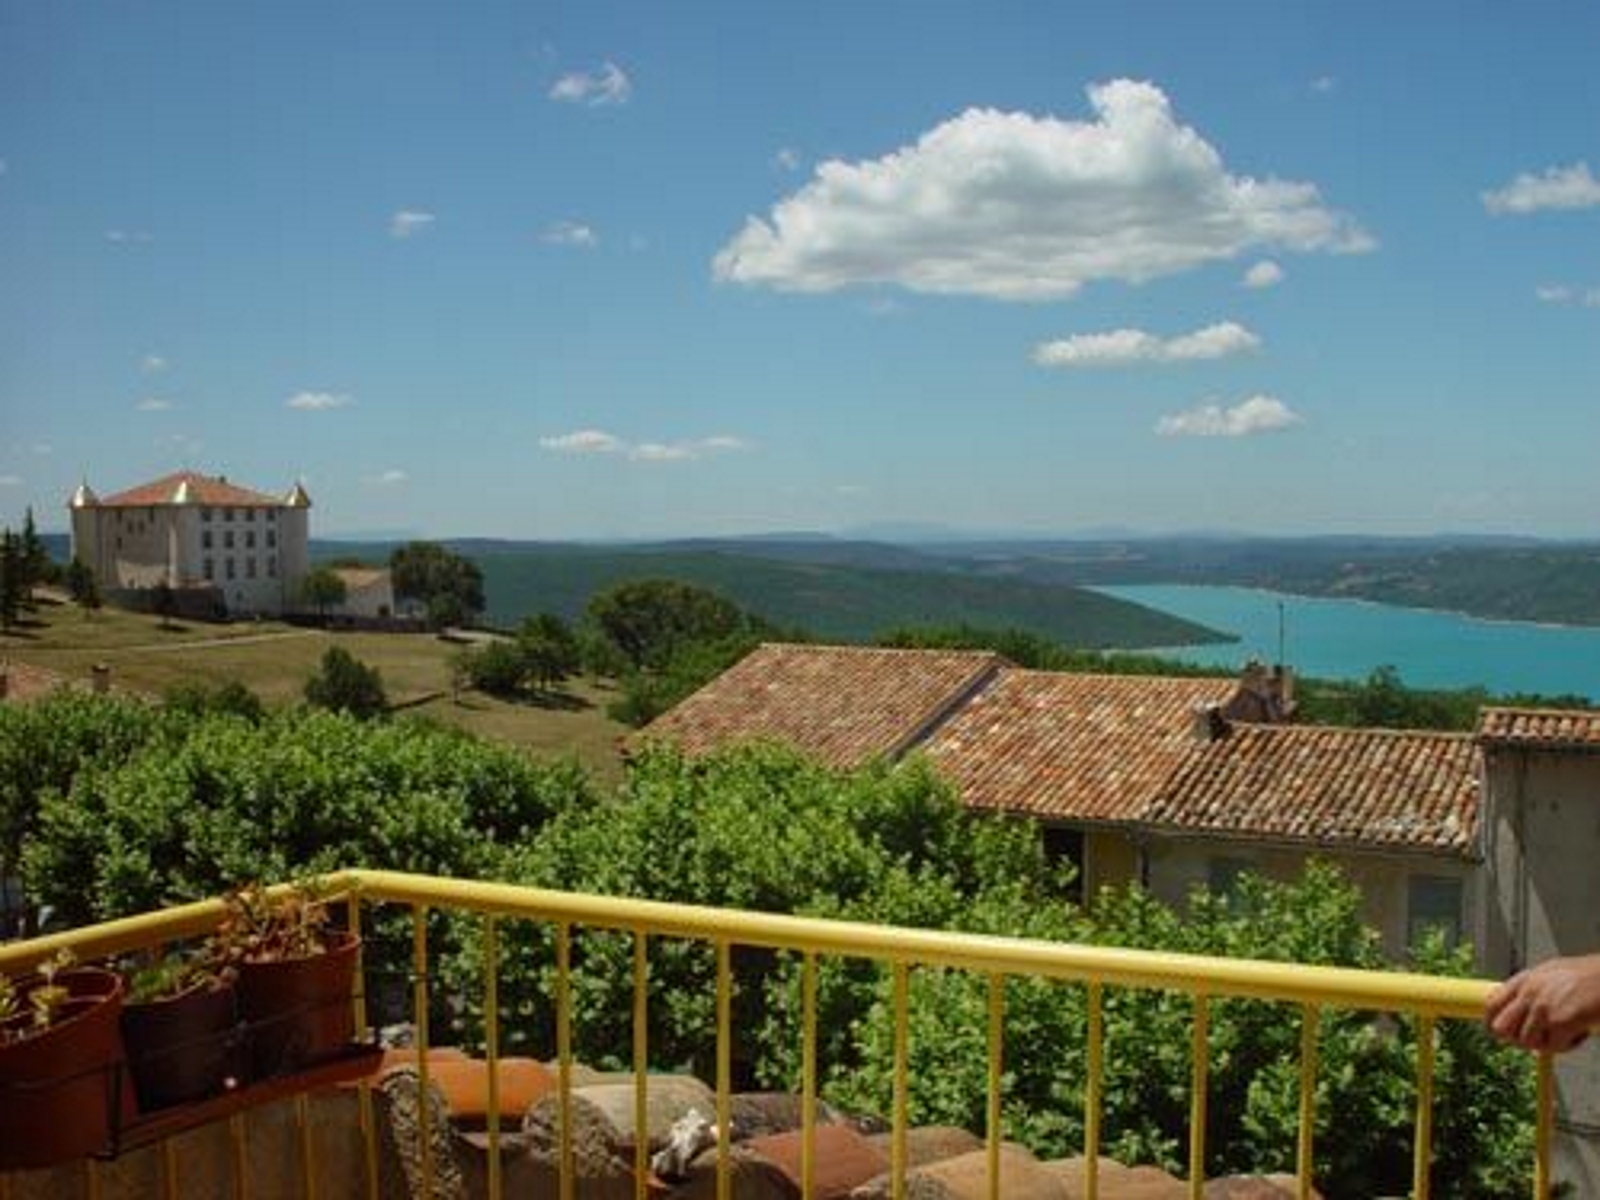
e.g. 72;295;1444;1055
304;646;387;718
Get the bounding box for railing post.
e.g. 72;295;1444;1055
411;904;433;1199
716;939;733;1200
556;922;574;1200
484;915;503;1200
1536;1052;1554;1200
1296;1004;1320;1200
633;929;649;1200
346;893;378;1200
892;962;910;1200
986;972;1005;1200
802;951;818;1200
1084;981;1103;1200
1189;994;1209;1200
1412;1015;1434;1200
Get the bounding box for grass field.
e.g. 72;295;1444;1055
1;595;630;783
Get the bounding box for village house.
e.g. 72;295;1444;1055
69;470;312;617
639;640;1600;1186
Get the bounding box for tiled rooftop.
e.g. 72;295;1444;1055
635;642;1006;769
921;670;1237;822
1478;706;1600;751
96;470;284;509
1146;724;1479;855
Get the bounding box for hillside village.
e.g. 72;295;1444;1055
5;468;1600;1194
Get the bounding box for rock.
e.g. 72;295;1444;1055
853;1144;1068;1200
1042;1156;1187;1199
744;1124;890;1199
863;1126;983;1167
1204;1175;1320;1199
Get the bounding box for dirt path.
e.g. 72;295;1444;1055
104;628;329;654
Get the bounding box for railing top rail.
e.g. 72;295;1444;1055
0;868;1493;1022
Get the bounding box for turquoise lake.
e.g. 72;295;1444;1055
1096;585;1600;701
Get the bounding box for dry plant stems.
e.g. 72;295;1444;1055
0;948;78;1043
207;882;336;967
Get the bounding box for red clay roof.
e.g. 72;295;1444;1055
1145;724;1479;855
1478;706;1600;752
635;642;1006;769
920;670;1238;822
96;470;283;508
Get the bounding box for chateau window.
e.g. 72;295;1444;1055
202;531;213;550
267;510;276;523
246;531;256;549
225;509;234;522
224;531;235;550
226;559;236;580
266;530;276;548
204;558;214;580
1408;875;1463;948
202;508;213;522
246;558;257;579
247;509;256;522
267;558;277;578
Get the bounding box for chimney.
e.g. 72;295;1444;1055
1191;703;1229;742
91;662;111;695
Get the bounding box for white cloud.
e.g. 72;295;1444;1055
1536;283;1600;308
141;354;167;373
773;147;802;171
549;61;631;106
389;210;436;239
135;397;174;412
1156;394;1302;437
1242;259;1285;289
105;230;154;245
540;430;750;461
367;469;408;485
542;220;598;248
1310;75;1338;94
1034;321;1261;368
540;429;625;454
0;474;21;487
714;79;1373;301
1484;162;1600;215
286;391;354;411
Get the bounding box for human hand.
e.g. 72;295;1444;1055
1486;953;1600;1053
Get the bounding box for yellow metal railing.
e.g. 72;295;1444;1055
0;868;1553;1200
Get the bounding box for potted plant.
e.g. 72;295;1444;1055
208;883;362;1078
0;950;131;1170
119;946;245;1111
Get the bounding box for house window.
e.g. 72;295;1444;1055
224;531;235;550
1408;875;1463;949
202;531;213;549
247;509;256;522
202;508;212;522
246;558;256;579
1207;856;1254;901
267;509;276;523
266;530;276;548
246;531;256;549
267;558;277;578
225;508;234;522
204;558;214;580
226;559;236;580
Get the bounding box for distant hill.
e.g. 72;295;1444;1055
464;544;1228;649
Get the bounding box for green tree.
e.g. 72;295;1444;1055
585;578;753;671
390;542;485;630
303;646;387;718
517;612;581;693
298;565;348;620
164;680;266;723
0;529;21;631
64;558;101;617
19;508;50;604
454;640;528;697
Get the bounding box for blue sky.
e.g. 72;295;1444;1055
2;1;1597;540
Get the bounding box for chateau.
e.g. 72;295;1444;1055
69;470;311;617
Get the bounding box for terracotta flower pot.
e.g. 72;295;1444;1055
0;966;129;1171
237;932;360;1078
121;979;246;1111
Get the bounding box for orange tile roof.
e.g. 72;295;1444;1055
1145;724;1479;855
96;470;283;508
635;642;1006;769
1478;706;1600;751
920;670;1238;822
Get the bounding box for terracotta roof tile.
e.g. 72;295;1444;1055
96;470;283;508
1145;724;1479;855
921;670;1237;822
635;642;1005;769
1478;706;1600;752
